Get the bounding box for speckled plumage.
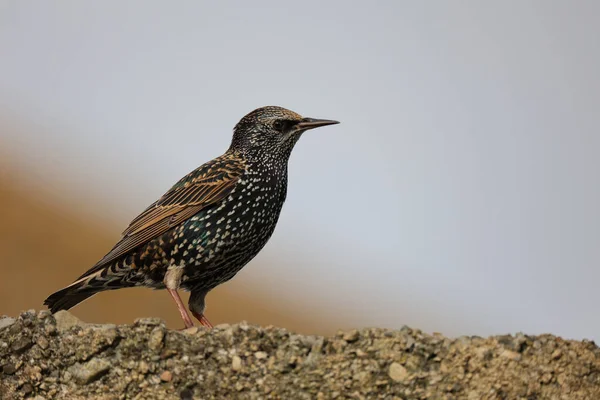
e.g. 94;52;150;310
44;106;339;327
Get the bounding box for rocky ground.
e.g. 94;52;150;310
0;311;599;399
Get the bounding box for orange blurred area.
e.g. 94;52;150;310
0;166;336;334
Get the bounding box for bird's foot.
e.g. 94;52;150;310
192;310;213;328
167;288;195;329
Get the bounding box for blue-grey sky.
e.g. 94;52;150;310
1;1;599;339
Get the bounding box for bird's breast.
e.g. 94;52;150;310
178;167;288;286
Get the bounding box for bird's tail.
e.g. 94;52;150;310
44;282;99;313
44;262;136;313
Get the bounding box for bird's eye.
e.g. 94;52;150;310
273;120;295;133
273;120;284;132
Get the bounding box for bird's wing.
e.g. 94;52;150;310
79;152;246;278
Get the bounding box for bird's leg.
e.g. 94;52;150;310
164;266;194;329
188;289;212;328
191;310;213;328
167;288;194;329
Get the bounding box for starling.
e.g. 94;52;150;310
44;106;339;328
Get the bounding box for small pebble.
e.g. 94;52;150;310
54;311;86;332
11;337;33;354
139;361;149;374
388;362;409;382
160;370;172;382
182;327;199;335
2;363;17;375
232;356;242;371
68;359;111;384
343;330;360;343
254;351;268;360
148;327;165;351
0;317;16;331
37;336;49;350
135;317;163;327
500;350;522;361
551;349;562;360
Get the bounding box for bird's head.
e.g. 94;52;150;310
230;106;339;160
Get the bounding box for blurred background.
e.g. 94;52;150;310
1;1;599;339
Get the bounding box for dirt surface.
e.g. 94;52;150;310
1;311;599;399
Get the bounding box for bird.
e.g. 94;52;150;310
44;106;339;328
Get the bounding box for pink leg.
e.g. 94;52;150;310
167;288;194;329
191;310;213;328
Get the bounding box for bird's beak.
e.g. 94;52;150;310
295;117;340;131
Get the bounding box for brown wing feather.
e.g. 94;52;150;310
79;152;245;278
124;178;237;236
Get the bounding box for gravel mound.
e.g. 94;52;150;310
1;310;598;399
